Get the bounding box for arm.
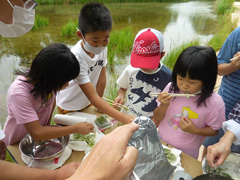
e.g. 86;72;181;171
113;88;127;109
153;91;172;127
206;131;235;168
0;161;80;180
24;120;94;142
96;67;106;98
80;83;133;124
67;123;139;180
218;52;240;75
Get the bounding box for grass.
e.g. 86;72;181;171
216;0;234;15
35;0;64;5
68;0;188;3
61;20;78;38
104;73;120;101
31;15;49;31
107;27;134;72
208;0;236;51
162;40;200;70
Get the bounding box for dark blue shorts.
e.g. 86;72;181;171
203;128;240;153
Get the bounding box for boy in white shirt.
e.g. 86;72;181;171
56;2;133;124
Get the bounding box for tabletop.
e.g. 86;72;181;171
7;105;203;178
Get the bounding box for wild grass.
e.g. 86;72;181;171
31;15;49;31
107;27;134;72
104;73;120;101
216;0;234;15
208;0;236;51
208;14;236;51
68;0;188;4
163;40;200;70
35;0;64;5
61;20;78;38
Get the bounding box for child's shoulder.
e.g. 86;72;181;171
208;92;224;104
159;64;172;74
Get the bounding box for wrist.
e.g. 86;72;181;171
220;131;236;145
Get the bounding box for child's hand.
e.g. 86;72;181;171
158;91;173;106
230;52;240;70
179;116;197;134
113;96;124;109
75;122;94;135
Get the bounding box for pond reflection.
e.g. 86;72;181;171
0;1;218;124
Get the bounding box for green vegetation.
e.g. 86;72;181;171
33;0;190;4
5;151;15;163
71;132;96;147
61;20;78;38
208;0;236;51
31;15;49;31
104;73;120;101
35;0;64;5
107;27;134;72
163;40;200;70
216;0;234;15
164;148;176;163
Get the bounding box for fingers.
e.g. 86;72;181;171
111;123;139;147
206;148;217;168
121;146;138;171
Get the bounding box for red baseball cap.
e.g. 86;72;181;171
131;28;164;69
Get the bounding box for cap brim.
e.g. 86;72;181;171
130;52;161;69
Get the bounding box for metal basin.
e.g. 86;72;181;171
19;133;70;162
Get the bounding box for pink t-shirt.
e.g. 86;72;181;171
157;83;225;159
3;76;55;146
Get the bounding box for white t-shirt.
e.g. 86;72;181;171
56;40;107;110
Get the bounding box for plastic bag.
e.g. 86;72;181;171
128;116;176;180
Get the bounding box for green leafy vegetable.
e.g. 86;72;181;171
208;167;232;178
95;115;111;128
71;132;96;147
163;148;176;163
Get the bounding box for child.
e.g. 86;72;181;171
56;2;133;124
153;46;225;159
3;43;94;146
113;28;171;118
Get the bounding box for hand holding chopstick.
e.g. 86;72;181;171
102;97;129;110
103;97;135;118
230;56;238;61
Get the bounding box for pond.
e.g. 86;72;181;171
0;1;218;126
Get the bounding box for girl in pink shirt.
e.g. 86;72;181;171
3;43;94;146
153;46;225;159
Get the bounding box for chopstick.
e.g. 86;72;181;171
149;92;196;98
230;56;238;61
102;97;129;110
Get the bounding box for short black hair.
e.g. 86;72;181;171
16;43;80;101
78;2;112;36
170;46;217;107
